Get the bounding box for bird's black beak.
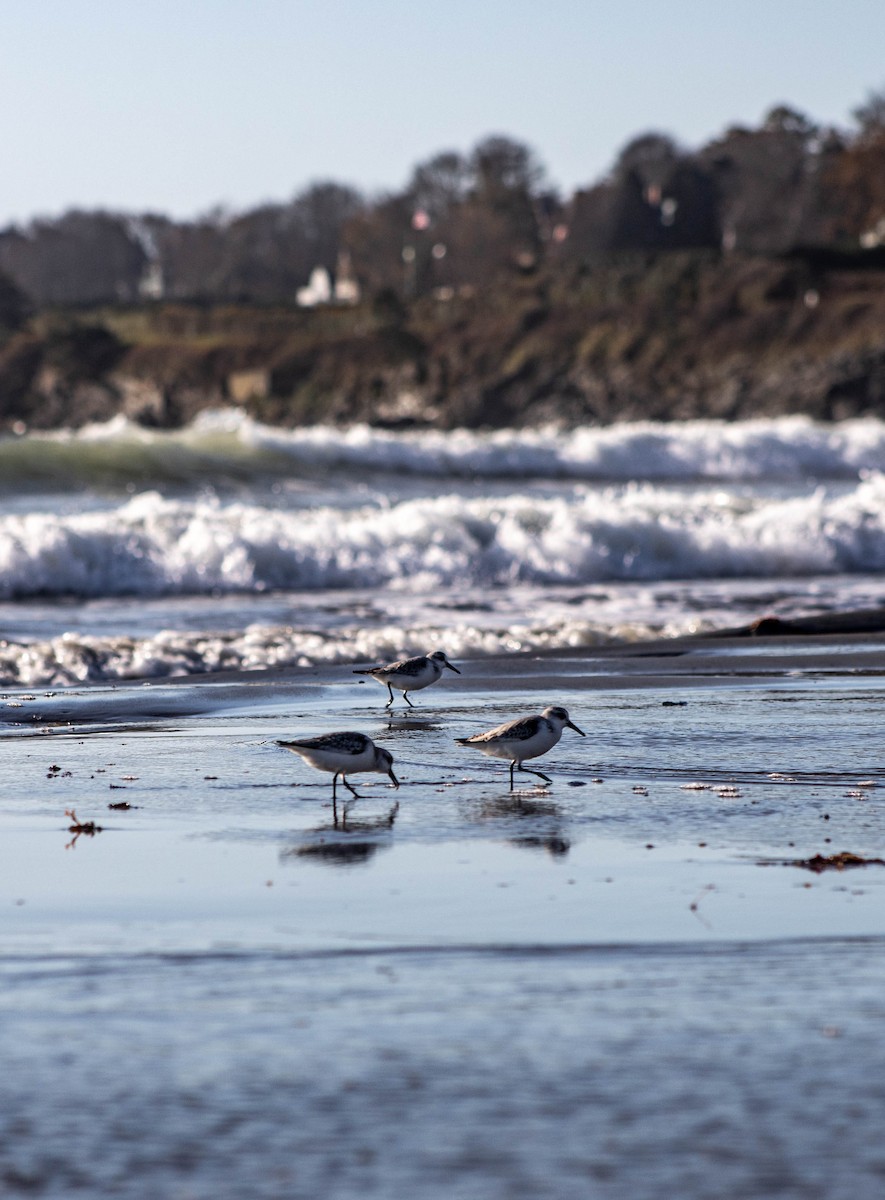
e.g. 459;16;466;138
389;769;400;788
445;661;461;674
567;720;585;736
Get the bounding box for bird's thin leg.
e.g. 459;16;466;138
517;762;552;785
332;773;339;800
509;760;516;789
341;775;361;799
332;793;339;827
403;690;415;708
385;683;395;708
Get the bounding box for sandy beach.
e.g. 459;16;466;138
2;627;885;1197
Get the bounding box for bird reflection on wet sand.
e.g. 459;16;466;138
383;717;441;733
281;799;400;867
463;794;571;857
282;838;388;868
509;835;571;858
470;795;563;821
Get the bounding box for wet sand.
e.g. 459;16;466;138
2;629;885;1197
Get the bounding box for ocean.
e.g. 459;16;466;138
3;412;885;1198
2;409;885;686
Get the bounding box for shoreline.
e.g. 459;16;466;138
3;609;885;707
146;611;885;693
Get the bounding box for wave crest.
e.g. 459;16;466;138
3;411;885;488
2;474;885;601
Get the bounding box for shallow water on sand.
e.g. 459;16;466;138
3;641;885;1197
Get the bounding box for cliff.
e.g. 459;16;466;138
2;250;885;432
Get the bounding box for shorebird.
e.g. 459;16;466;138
456;705;585;788
353;650;461;708
277;732;399;800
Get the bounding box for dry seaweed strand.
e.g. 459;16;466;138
64;808;104;849
790;851;885;874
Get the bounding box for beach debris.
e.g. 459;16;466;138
690;883;716;927
108;801;138;810
632;785;649;795
64;808;103;849
784;852;885;873
65;809;102;835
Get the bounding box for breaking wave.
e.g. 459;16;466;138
3;410;885;489
2;473;885;601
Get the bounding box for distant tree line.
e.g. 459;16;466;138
2;91;885;314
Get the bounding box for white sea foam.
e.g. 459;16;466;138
4;411;885;488
2;415;884;686
1;473;885;601
0;620;620;688
189;410;885;480
3;568;884;688
244;413;885;481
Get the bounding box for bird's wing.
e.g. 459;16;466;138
464;715;537;743
279;733;369;755
387;656;425;675
363;657;411;674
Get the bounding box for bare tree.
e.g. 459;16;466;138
852;87;885;138
699;107;821;253
468;135;545;210
0;211;147;305
342;193;416;297
289;181;365;272
0;270;30;335
613;132;681;187
408;151;470;222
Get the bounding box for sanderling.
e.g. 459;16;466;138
277;732;399;800
456;705;585;788
353;650;461;708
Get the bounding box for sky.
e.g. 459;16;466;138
2;0;885;228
